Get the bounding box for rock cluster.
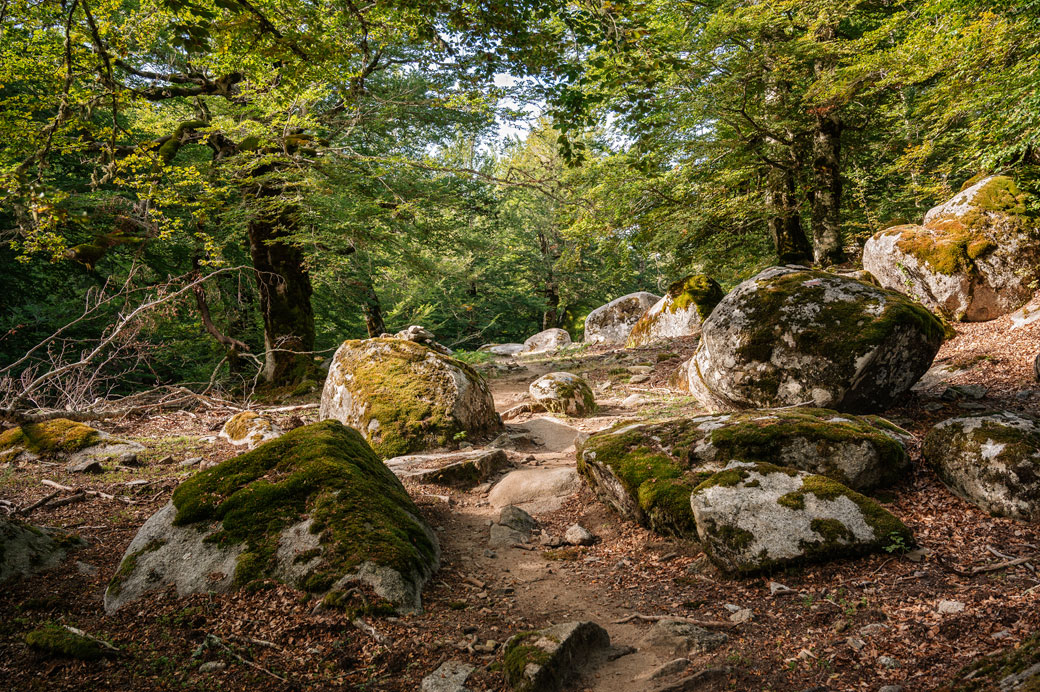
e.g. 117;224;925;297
583;291;660;345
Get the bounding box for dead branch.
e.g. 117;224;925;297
203;634;289;683
16;491;61;516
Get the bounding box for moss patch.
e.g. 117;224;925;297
107;539;166;598
170;420;436;605
25;624;106;660
950;632;1040;691
503;632;555;692
667;274;724;320
326;338;497;458
0;419;105;457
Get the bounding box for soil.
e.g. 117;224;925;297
1;313;1039;692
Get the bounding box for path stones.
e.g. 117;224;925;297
584;291;660;345
528;372;597;417
421;660;475;692
488;467;581;513
691;462;913;575
564;524;595;546
503;621;611;692
386;449;508;488
923;411;1040;520
638;619;729;658
684;266;944;413
489;506;537;548
218;411;282;449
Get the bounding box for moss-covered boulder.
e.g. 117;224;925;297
520;328;571;355
319;338;500;458
584;291;660;345
529;372;597;417
685;266;944;413
25;624;109;660
945;632;1040;691
691;461;913;575
923;411;1040;520
502;621;611;692
576;410;910;538
1;518;82;583
218;411;282;450
0;418;143;467
863;176;1040;321
104;421;439;614
627;275;723;347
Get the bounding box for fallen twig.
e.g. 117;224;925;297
16;490;61;516
351;618;386;643
204;634;288;683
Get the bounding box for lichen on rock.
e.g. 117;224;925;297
520;328;572;355
319;337;500;458
626;275;722;348
584;292;660;345
528;372;597;417
685;266;944;413
691;461;913;575
922;411;1040;520
576;409;909;539
863;175;1040;322
0;418;143;466
104;420;439;614
218;411;283;450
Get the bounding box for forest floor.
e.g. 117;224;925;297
2;305;1040;692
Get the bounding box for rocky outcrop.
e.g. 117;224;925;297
320;337;500;458
685;266;944;413
627;275;723;347
691;461;912;574
503;621;611;692
520;328;572;355
923;411;1040;520
1;518;81;583
528;372;597;417
577;409;910;538
218;411;282;449
104;421;439;614
863;176;1040;321
0;418;144;468
583;292;660;345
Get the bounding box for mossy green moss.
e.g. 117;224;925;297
949;632;1040;691
222;411;261;441
667;274;724;320
0;419;105;457
731;270;944;397
170;420;436;602
326;338;497;458
503;632;555;692
25;624;106;660
536;375;597;417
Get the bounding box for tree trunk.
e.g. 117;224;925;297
810;22;845;266
766;164;812;264
537;230;560;329
247;190;316;385
360;280;385;337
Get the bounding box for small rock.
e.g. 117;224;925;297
878;686;904;692
878;655;901;669
66;460;103;474
622;394;645;407
418;657;476;686
723;604;741;613
859;623;888;636
483;549;497;558
937;599;965;615
728;608;753;624
179;457;203;468
923;402;945;412
564;524;595;546
847;637;866;651
957;401;989;410
629;374;651;384
769;581;794;596
75;561;98;576
499;505;537;533
627;365;653;374
198;661;226;673
992;629;1012;640
502;621;611;692
638;658;691;680
116;453;140;467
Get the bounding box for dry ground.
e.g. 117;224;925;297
1;307;1039;692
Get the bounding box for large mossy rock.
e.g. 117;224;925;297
627;275;723;347
685;266;945;413
104;421;439;614
576;409;910;538
863;175;1040;322
1;519;80;583
947;632;1040;691
583;292;660;345
520;328;572;355
0;418;143;466
923;411;1040;520
503;621;611;692
320;338;499;458
529;372;597;417
691;461;913;575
